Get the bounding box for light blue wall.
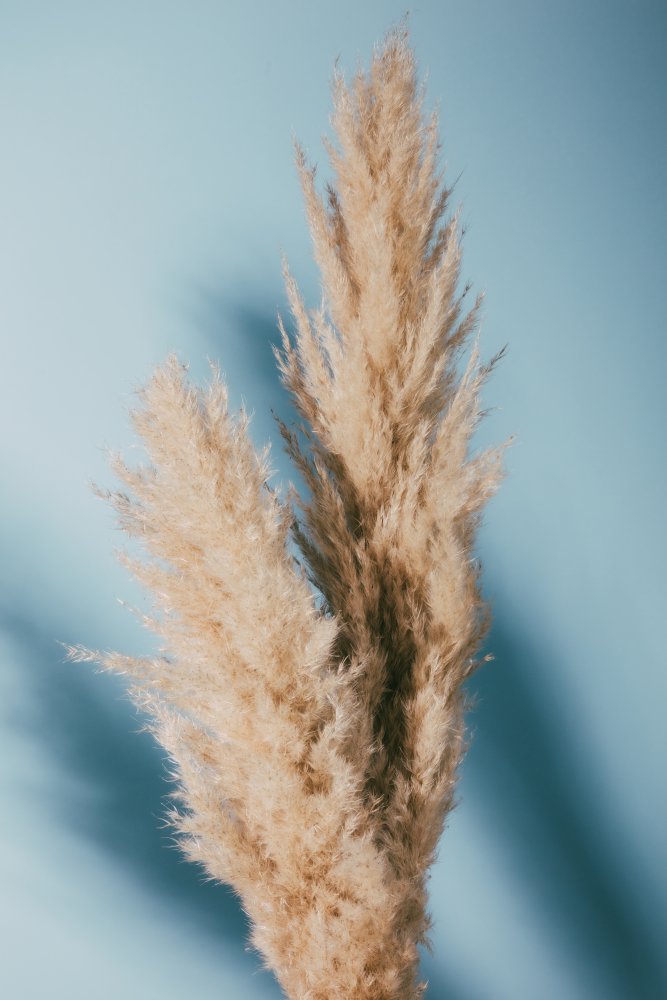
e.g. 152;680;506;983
1;2;665;997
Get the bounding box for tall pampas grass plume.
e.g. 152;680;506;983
68;24;511;999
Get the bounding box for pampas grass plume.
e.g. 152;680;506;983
70;25;511;999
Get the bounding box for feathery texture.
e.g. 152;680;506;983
72;26;510;999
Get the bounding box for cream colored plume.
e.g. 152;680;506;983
71;24;510;1000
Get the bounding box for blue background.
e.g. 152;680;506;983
1;2;665;997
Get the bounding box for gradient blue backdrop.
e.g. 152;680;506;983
1;2;665;998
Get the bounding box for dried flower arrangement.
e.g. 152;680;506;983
69;25;510;1000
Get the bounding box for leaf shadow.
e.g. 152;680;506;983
463;612;666;999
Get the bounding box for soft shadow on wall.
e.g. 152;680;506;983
467;615;666;1000
191;289;288;420
1;604;255;952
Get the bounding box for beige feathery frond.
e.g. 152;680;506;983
76;24;510;1000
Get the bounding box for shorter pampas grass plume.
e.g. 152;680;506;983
69;25;511;1000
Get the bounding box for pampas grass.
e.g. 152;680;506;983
69;25;510;1000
